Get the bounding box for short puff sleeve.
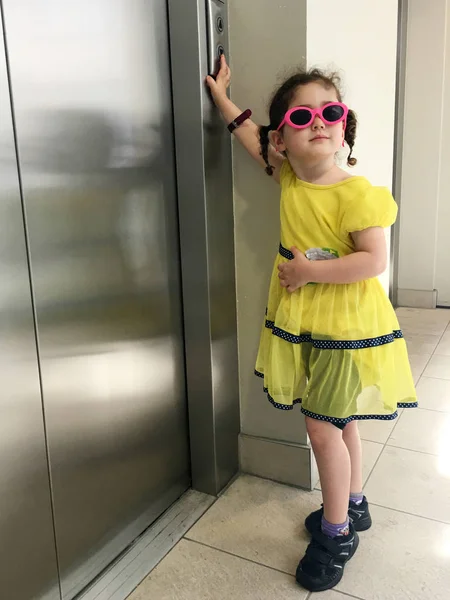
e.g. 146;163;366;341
343;186;398;234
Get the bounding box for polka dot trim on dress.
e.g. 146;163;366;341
254;371;418;419
279;243;295;260
264;319;404;350
265;387;303;410
300;408;399;425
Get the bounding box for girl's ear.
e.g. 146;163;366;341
270;130;286;153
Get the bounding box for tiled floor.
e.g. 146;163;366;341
129;308;450;600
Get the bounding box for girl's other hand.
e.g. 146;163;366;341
206;54;231;102
278;248;313;292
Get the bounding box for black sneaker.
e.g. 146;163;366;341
305;496;372;534
296;523;359;592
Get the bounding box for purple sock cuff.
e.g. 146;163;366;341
321;516;350;538
350;492;364;504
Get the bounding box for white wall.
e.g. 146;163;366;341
398;0;449;307
436;2;450;306
307;0;399;294
399;0;450;307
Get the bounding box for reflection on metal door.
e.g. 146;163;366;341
0;10;60;600
2;1;190;597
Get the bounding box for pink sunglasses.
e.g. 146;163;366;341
277;102;348;131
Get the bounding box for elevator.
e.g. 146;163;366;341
0;1;238;598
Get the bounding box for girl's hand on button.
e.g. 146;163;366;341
278;248;312;292
206;54;231;101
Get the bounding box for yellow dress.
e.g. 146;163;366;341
255;161;417;425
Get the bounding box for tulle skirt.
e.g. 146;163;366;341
255;255;418;426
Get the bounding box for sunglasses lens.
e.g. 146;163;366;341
289;108;312;126
322;104;345;122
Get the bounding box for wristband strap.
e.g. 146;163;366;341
228;109;252;133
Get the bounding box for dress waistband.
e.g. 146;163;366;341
279;243;294;260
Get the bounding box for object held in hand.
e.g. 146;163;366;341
306;248;339;261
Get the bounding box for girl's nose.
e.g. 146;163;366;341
312;115;325;129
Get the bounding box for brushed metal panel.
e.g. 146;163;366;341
168;0;239;495
2;1;189;597
0;8;60;600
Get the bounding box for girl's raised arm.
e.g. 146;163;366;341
206;54;284;183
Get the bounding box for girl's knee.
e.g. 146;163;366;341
306;416;341;450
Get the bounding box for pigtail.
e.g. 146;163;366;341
345;109;358;167
259;125;274;176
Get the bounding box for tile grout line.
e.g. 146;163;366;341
384;442;441;458
419;321;450;386
368;500;450;526
331;591;366;600
183;537;296;579
362;413;403;490
420;374;450;382
363;314;449;490
415;321;449;375
184;538;367;600
306;590;364;600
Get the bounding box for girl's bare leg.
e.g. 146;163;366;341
306;417;351;525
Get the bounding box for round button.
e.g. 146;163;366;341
216;16;224;33
217;45;225;58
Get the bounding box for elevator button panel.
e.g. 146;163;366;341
207;0;227;77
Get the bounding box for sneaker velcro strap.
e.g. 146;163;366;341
305;544;334;566
310;530;342;556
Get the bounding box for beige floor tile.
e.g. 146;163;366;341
360;440;384;487
186;475;320;575
403;331;441;355
396;307;450;320
316;440;383;491
312;592;361;600
388;407;450;455
128;539;306;600
357;415;398;444
337;505;450;600
364;445;450;523
416;376;450;412
397;308;450;336
423;355;450;380
408;353;431;383
435;331;450;356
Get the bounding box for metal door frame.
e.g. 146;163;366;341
168;0;240;496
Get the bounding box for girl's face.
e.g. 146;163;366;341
272;82;345;164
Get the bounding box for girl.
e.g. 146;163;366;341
206;55;417;593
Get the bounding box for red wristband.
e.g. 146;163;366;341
228;109;252;133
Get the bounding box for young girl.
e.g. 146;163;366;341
207;55;417;593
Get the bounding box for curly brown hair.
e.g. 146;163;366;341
259;69;357;176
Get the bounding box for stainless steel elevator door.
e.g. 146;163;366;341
0;11;60;600
2;1;190;597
